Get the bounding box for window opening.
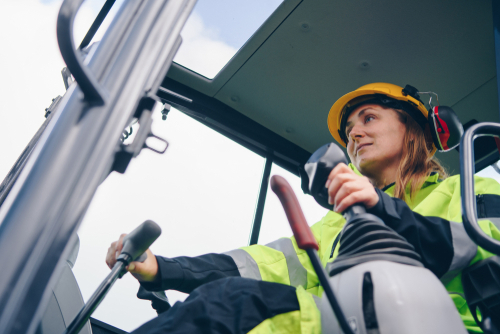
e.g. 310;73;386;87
258;163;328;245
73;107;264;331
173;0;283;79
477;165;500;178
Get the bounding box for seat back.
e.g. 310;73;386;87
37;236;92;334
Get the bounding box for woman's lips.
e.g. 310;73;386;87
356;143;371;154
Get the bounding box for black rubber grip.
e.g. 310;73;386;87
121;220;162;262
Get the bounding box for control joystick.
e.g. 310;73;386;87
303;143;367;220
302;143;423;276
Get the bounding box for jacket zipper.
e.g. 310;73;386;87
477;194;486;218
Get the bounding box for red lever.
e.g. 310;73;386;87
270;175;319;250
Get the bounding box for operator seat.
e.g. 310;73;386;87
37;235;92;334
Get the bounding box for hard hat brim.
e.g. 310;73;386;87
327;83;434;154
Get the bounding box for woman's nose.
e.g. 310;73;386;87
349;124;365;140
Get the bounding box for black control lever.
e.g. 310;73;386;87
62;220;162;334
117;220;161;265
304;143;366;220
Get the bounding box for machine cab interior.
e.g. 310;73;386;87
1;0;500;333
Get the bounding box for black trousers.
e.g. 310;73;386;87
131;277;300;334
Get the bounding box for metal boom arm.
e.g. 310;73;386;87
0;1;195;333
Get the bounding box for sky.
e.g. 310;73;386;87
173;0;282;78
0;0;326;332
1;1;500;332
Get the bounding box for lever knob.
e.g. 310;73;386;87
304;143;348;210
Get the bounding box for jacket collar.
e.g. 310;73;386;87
348;163;441;195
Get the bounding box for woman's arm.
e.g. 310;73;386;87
139;253;240;293
106;231;324;294
366;188;477;278
106;235;242;293
366;177;500;280
324;165;500;278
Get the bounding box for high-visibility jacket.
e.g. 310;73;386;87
141;172;500;333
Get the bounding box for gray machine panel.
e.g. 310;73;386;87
320;260;467;334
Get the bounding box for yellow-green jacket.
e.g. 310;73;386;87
231;173;500;332
144;173;500;333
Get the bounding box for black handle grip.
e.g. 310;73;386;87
120;220;162;263
135;252;148;263
304;143;368;218
57;0;104;104
460;122;500;255
303;143;349;209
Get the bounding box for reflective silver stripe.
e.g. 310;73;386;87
449;222;477;271
152;291;169;303
224;249;262;280
441;222;477;285
266;238;308;288
448;291;466;299
312;295;322;309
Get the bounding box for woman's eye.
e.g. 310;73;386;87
365;115;375;123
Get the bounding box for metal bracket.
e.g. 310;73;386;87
161;103;171;120
44;96;63;118
61;67;74;90
112;98;168;174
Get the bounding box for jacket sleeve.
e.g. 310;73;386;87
139;253;240;293
366;178;500;279
140;226;327;294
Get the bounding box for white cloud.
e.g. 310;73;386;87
0;0;98;180
174;12;238;79
0;1;65;180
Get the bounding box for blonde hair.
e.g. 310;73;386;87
393;108;448;202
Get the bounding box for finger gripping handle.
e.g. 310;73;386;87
270;175;319;250
121;220;162;262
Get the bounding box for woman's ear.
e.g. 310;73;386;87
423;127;435;152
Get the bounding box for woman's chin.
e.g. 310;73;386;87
356;154;374;168
356;156;379;173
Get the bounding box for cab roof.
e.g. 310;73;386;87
161;0;499;174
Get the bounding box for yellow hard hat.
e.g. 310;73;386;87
327;83;431;149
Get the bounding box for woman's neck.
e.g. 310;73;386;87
365;164;398;189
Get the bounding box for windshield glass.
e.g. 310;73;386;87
173;0;283;79
74;107;265;330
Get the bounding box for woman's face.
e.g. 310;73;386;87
345;104;406;176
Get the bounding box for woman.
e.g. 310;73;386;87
106;83;500;333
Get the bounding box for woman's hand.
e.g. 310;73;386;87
326;164;379;213
106;233;159;282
